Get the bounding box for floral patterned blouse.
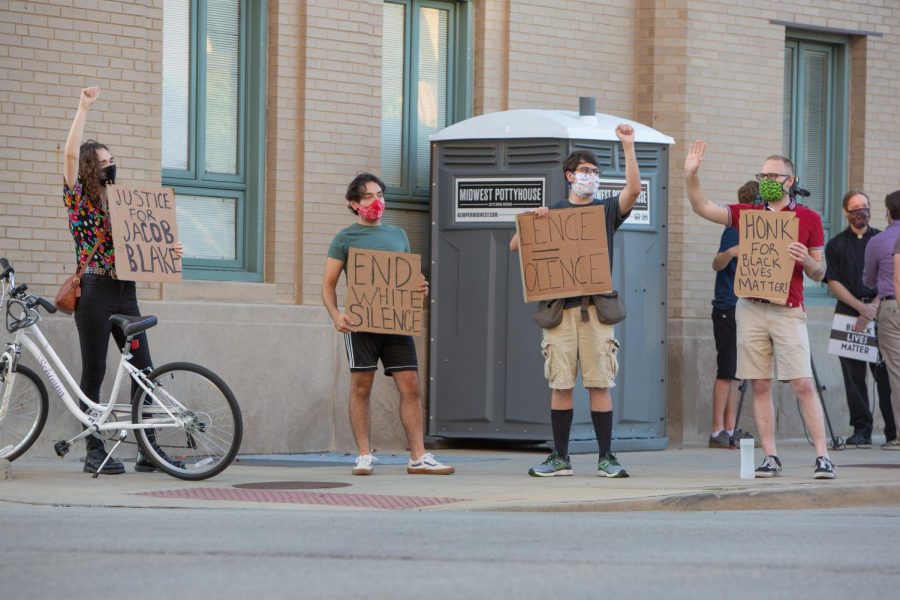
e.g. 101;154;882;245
63;180;115;270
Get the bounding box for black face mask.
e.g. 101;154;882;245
100;163;116;186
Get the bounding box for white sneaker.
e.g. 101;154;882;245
407;453;454;475
352;454;376;475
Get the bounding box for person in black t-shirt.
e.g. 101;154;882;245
708;180;757;448
510;125;641;478
824;189;895;447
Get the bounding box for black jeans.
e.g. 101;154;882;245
839;355;895;441
74;275;153;452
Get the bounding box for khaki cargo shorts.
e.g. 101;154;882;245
540;306;619;390
735;298;812;381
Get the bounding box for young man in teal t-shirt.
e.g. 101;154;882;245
322;173;454;476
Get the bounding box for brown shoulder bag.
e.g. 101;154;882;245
55;230;106;315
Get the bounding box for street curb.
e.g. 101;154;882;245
479;482;900;513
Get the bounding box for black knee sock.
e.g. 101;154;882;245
551;409;574;458
592;410;613;456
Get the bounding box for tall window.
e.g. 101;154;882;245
783;34;849;251
381;0;471;209
162;0;266;280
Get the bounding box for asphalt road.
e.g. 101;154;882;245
2;503;898;599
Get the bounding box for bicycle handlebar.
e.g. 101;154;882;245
0;257;12;280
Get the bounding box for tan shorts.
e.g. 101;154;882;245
735;298;812;381
540;306;619;390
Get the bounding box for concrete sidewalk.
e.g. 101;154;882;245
1;443;899;512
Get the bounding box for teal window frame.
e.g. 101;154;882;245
162;0;267;281
382;0;473;212
783;31;849;301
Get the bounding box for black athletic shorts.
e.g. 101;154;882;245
712;306;737;380
343;331;418;375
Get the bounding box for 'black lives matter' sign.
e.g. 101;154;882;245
734;210;797;305
107;185;182;283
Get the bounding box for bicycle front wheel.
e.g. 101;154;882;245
132;362;242;481
0;365;49;461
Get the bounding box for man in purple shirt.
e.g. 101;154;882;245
863;190;900;449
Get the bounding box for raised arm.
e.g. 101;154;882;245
615;124;641;216
684;140;730;226
64;87;99;188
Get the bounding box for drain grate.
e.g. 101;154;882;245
233;481;351;490
135;487;466;509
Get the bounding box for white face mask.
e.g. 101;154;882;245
571;172;600;198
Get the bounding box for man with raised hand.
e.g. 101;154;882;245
684;140;835;479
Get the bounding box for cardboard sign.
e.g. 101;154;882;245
734;210;797;304
515;204;613;303
344;248;425;335
828;313;880;363
106;185;182;283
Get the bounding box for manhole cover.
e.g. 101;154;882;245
233;481;350;490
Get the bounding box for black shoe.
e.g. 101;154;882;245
845;432;872;448
83;448;125;475
135;449;185;472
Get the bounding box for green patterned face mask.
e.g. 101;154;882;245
758;178;786;202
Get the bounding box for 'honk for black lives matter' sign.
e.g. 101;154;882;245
734;210;798;305
515;205;613;303
107;185;182;283
345;248;425;335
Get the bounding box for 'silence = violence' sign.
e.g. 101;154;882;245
345;248;425;335
515;204;612;303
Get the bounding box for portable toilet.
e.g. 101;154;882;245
428;99;674;451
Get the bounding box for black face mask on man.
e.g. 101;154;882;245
99;163;116;186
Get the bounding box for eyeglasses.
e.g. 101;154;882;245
575;167;601;175
755;172;790;181
847;208;870;216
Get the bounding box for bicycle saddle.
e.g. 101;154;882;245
109;314;158;337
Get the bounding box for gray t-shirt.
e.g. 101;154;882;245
327;222;411;268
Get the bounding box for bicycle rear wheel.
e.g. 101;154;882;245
132;362;242;481
0;365;49;461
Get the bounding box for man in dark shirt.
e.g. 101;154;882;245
510;125;641;478
708;180;757;448
824;190;894;447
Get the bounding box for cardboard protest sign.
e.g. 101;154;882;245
828;313;880;363
734;210;797;304
515;204;613;303
106;185;182;283
344;248;426;335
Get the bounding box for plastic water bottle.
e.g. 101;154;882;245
740;433;755;479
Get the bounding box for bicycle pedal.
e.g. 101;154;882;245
54;440;70;457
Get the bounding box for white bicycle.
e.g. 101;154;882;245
0;258;242;480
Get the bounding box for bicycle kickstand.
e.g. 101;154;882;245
92;430;128;479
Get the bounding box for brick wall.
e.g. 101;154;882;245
297;0;383;306
0;0;163;296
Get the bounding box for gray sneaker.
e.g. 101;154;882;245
598;452;629;478
755;454;782;478
528;451;573;477
881;439;900;450
708;431;731;449
814;456;836;479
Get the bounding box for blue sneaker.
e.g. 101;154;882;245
528;451;573;477
597;452;629;478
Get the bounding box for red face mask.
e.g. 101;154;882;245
357;197;385;221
